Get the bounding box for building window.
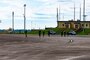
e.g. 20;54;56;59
75;25;78;28
62;24;64;26
86;24;88;27
82;24;84;26
66;24;69;28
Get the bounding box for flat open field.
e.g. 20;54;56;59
0;34;90;60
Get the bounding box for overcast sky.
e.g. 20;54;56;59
0;0;90;29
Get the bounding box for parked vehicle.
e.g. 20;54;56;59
68;30;76;35
49;30;56;35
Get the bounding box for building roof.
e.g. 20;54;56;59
57;21;90;23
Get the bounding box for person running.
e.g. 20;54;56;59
39;30;41;38
25;30;27;37
61;31;63;37
64;31;66;37
48;30;50;37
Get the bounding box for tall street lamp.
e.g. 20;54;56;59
24;4;27;37
83;0;87;32
12;11;14;33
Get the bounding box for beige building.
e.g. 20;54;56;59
57;20;90;29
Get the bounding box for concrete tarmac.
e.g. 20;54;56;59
0;34;90;60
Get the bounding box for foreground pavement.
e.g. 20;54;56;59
0;34;90;60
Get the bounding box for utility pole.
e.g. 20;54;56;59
57;8;59;27
31;21;32;30
83;0;87;21
83;0;86;21
24;4;27;37
83;0;87;32
12;11;14;33
74;3;75;21
59;6;60;21
80;4;81;21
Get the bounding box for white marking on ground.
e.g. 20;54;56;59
12;51;18;53
60;55;85;60
10;59;17;60
0;56;9;59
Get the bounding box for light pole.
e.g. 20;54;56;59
24;4;27;37
83;0;85;21
57;8;59;27
74;3;75;21
12;11;14;33
83;0;87;32
31;21;32;30
79;4;81;21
